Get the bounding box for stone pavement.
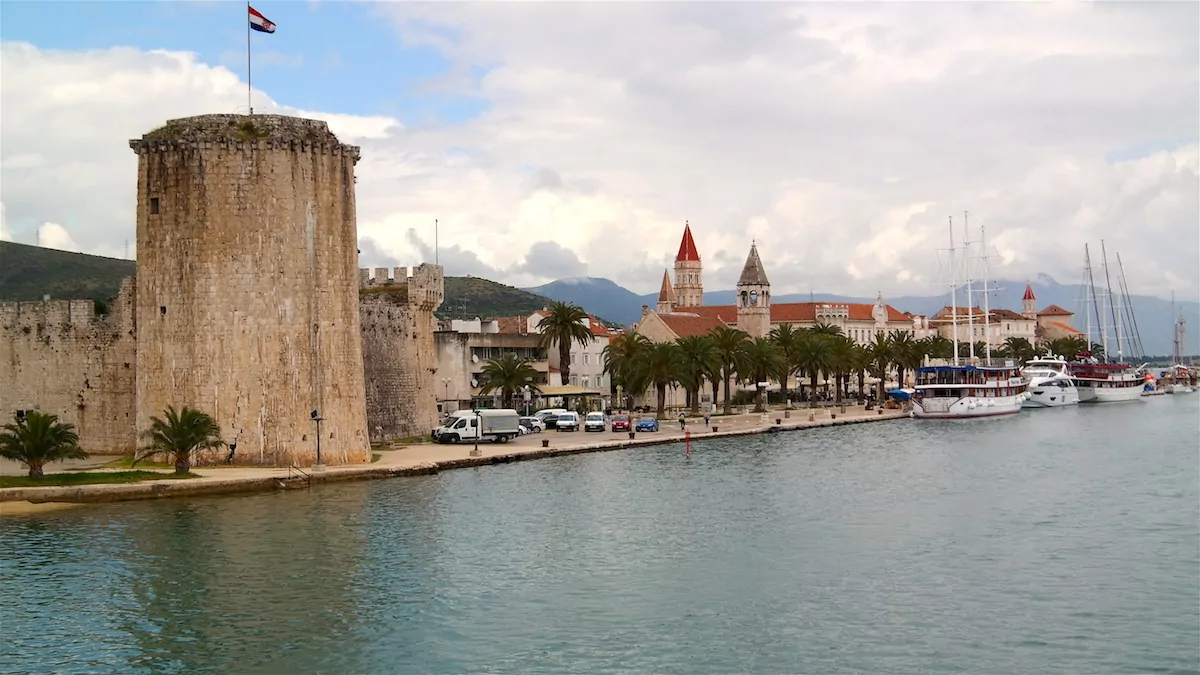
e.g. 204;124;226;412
0;405;906;507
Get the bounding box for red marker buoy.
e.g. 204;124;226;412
685;430;691;455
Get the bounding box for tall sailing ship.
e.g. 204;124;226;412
912;214;1030;419
1069;241;1145;403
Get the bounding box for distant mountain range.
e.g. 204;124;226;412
524;274;1199;357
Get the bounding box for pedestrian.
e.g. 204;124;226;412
678;411;686;431
703;411;711;428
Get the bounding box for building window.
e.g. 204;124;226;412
570;375;578;387
149;197;160;215
583;353;590;365
571;353;576;364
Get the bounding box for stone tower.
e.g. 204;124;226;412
1022;283;1036;319
656;270;676;314
673;222;703;307
129;114;370;467
736;241;771;338
359;264;445;444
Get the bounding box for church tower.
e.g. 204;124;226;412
1022;283;1036;319
673;222;703;307
736;241;771;338
656;270;676;314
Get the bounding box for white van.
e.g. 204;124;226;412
555;411;580;432
432;409;522;444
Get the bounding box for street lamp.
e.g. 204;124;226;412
523;384;531;416
310;409;325;469
442;378;452;411
469;404;482;457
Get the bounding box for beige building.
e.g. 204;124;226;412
633;227;915;405
433;318;550;413
929;284;1081;349
523;310;613;393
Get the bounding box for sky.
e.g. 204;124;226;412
1;1;1197;301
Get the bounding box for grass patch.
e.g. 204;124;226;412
0;471;199;489
392;434;430;446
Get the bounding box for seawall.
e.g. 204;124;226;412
0;409;907;507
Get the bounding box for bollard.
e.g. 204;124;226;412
776;418;782;425
831;413;837;420
878;409;883;415
541;439;550;448
712;426;719;432
628;431;635;440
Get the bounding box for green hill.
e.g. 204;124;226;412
0;242;615;324
0;241;135;302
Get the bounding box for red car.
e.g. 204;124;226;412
611;414;631;432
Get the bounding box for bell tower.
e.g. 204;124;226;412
1022;283;1037;319
656;270;676;314
735;241;771;338
673;222;703;307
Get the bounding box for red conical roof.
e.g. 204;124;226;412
676;222;700;262
1023;284;1036;301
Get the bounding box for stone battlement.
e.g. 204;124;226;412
359;264;444;311
0;277;135;333
129;114;360;161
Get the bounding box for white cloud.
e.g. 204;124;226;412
36;222;79;252
2;1;1198;302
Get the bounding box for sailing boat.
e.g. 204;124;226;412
1070;241;1145;403
912;214;1030;419
1164;295;1197;394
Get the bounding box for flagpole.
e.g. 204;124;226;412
247;1;253;114
435;218;439;265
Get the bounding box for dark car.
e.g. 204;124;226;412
611;414;631;432
542;414;560;430
634;417;659;432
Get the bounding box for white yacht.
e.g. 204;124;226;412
1021;355;1080;408
913;363;1030;419
1070;360;1146;403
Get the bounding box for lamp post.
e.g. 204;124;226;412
442;378;452;412
469;404;482;457
523;384;531;416
310;409;325;470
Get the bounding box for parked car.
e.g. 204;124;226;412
555;411;580;432
542;413;560;430
583;412;606;432
634;416;659;432
611;414;631;432
519;416;545;433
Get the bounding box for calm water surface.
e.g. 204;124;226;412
2;398;1198;674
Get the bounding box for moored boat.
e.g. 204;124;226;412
1021;355;1080;408
1070;361;1145;403
913;363;1029;418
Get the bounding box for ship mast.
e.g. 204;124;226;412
949;216;959;367
1115;252;1144;360
1101;240;1122;363
1172;291;1181;364
1085;244;1104;360
979;216;993;365
963;213;975;362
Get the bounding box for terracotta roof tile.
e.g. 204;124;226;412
673;302;910;325
676;223;700;261
1049;321;1082;334
1038;304;1073;316
989;308;1030;321
658;313;727;338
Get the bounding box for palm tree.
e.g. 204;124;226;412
478;353;542;405
1001;337;1036;363
136;406;225;474
867;333;892;400
675;335;719;414
888;330;924;387
603;333;652;407
0;411;87;478
850;343;871;401
739;337;784;412
923;334;954;360
630;342;681;419
811;322;843;336
1047;336;1089;360
769;323;805;403
828;336;856;403
536;301;595;385
709;326;749;415
793;331;833;407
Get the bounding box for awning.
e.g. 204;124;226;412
887;389;913;401
537;385;604;397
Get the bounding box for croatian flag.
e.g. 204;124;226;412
249;6;276;34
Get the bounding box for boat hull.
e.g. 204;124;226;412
1076;380;1145;403
913;394;1026;419
1022;380;1081;408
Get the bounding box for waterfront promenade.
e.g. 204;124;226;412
0;406;905;511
